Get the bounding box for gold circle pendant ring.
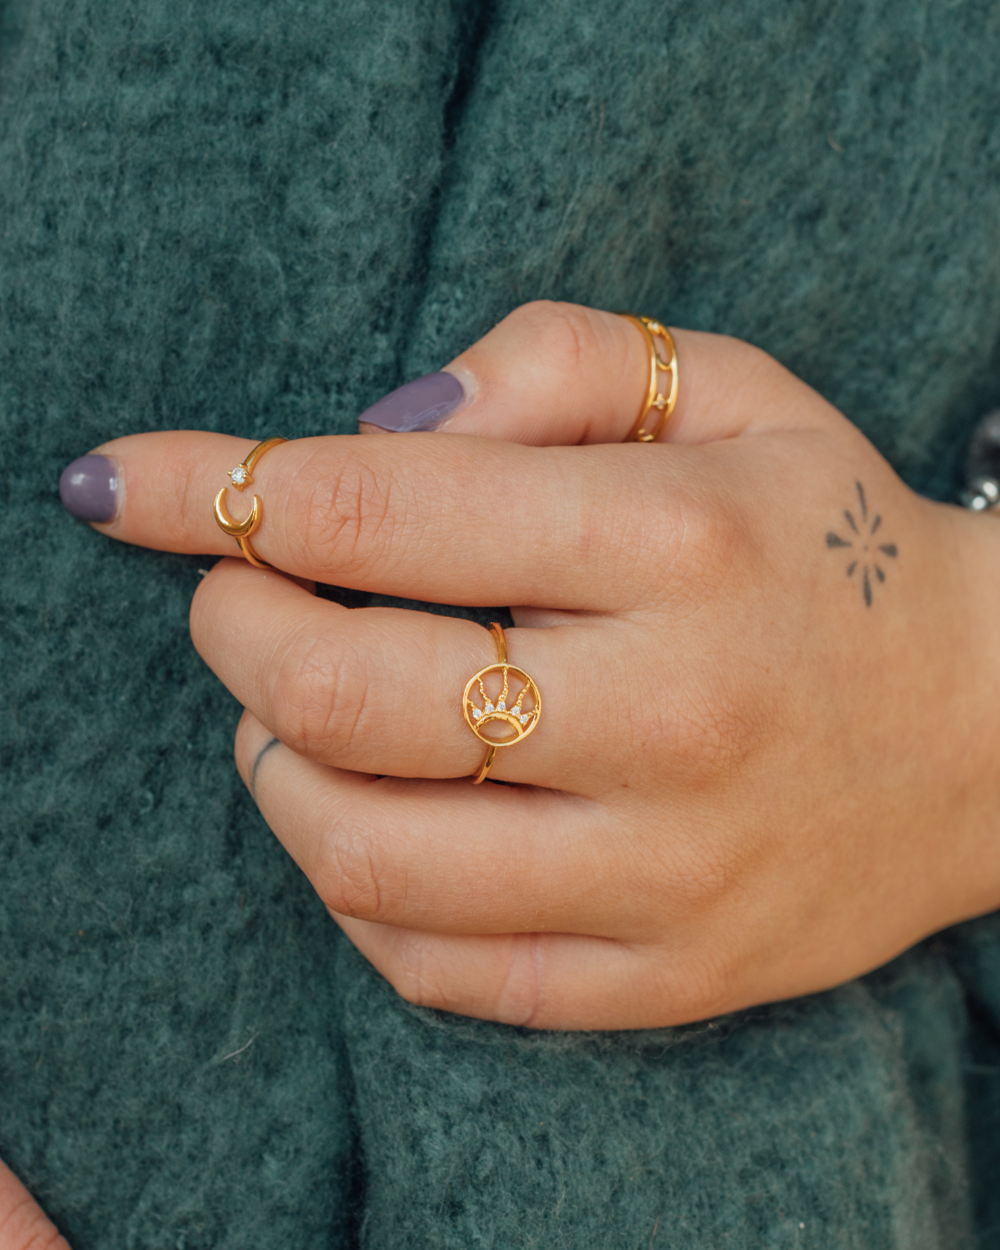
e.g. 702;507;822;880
463;623;541;784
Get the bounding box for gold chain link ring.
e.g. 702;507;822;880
213;437;288;568
619;314;679;443
463;623;541;784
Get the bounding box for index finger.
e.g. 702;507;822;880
67;430;680;609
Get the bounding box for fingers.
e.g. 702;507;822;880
197;559;625;789
0;1159;71;1250
358;300;839;447
70;303;840;605
83;429;673;608
235;713;632;938
235;711;736;1028
332;919;667;1030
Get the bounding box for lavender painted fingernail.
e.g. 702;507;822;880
358;372;465;432
59;454;119;522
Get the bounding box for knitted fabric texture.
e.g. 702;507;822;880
1;0;999;1246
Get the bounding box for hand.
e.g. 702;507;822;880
0;1158;70;1250
68;302;1000;1030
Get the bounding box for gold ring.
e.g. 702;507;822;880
619;314;679;442
463;623;541;784
213;437;288;568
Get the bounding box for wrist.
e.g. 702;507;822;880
927;500;1000;927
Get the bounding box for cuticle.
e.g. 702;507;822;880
101;453;125;526
435;367;477;429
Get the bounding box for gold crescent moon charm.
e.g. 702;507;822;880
212;437;287;568
214;488;262;539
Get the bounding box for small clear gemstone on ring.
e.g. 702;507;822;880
230;465;248;486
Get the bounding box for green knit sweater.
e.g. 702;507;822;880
2;1;999;1246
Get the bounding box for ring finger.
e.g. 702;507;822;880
196;558;630;791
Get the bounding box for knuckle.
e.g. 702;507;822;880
274;633;370;761
666;490;750;592
390;940;542;1025
507;299;606;375
627;484;752;618
667;677;761;781
629;503;770;783
625;638;762;786
315;817;397;922
725;335;785;388
296;447;402;575
174;454;210;551
660;835;742;914
388;935;543;1028
389;934;449;1011
670;949;739;1021
490;935;543;1026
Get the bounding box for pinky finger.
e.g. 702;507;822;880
331;914;683;1031
0;1158;71;1250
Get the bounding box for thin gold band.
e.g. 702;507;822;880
619;314;679;443
475;624;507;784
463;623;541;784
213;437;288;568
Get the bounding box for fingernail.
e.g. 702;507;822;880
357;372;465;432
59;454;119;522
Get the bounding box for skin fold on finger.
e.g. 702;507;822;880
328;915;688;1031
0;1158;71;1250
198;559;644;790
358;301;840;447
233;710;640;938
83;428;689;610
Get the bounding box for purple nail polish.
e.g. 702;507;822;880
357;372;465;432
59;454;119;522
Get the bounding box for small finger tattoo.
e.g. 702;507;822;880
250;736;281;800
825;481;897;607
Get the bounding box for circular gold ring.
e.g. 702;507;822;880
619;314;679;443
463;623;541;784
213;437;288;568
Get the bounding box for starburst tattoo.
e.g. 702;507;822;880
826;481;897;607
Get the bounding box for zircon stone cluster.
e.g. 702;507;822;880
471;698;532;726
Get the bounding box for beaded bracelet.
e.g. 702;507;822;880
960;410;1000;512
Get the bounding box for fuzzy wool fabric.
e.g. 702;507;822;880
2;1;1000;1247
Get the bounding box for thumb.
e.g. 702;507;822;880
0;1158;71;1250
357;301;836;447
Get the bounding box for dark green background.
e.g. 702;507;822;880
2;0;1000;1245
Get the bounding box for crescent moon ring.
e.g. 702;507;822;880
212;436;288;568
214;488;262;539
